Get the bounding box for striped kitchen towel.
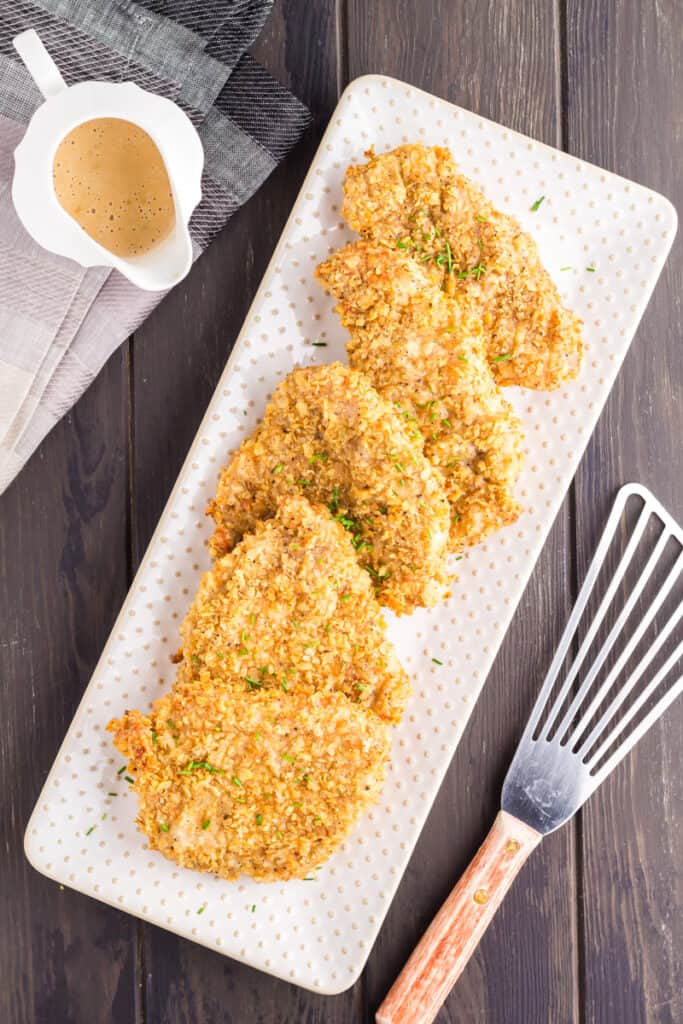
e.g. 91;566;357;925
0;0;311;494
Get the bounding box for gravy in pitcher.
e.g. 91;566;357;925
53;117;175;258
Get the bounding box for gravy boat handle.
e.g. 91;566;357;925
14;29;67;100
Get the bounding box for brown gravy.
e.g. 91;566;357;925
52;117;175;258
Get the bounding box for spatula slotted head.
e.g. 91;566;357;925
502;483;683;835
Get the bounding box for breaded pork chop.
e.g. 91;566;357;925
181;496;409;725
109;688;390;882
342;144;583;390
207;363;451;615
316;242;524;550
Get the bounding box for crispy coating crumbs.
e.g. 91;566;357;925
182;496;408;724
316;242;524;550
109;689;390;882
342;143;584;390
207;363;451;614
108;498;405;881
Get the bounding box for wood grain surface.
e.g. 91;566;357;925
0;1;680;1022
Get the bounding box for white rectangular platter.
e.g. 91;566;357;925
25;74;677;994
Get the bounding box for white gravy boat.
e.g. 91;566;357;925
11;30;204;291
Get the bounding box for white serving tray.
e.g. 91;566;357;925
25;75;677;994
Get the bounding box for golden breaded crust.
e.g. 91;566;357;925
181;495;409;723
109;688;390;882
107;498;405;882
207;363;451;615
316;242;524;550
342;144;583;390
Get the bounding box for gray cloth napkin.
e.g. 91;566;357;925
0;0;311;495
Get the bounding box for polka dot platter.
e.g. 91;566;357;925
25;75;677;994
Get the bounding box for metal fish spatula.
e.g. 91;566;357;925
377;484;683;1024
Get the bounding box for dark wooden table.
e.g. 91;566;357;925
2;2;681;1022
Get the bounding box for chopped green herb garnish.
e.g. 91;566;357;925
86;826;96;836
432;657;443;666
341;594;352;602
246;675;263;691
365;563;391;581
251;904;256;912
124;776;135;784
101;812;107;821
328;486;341;514
492;353;512;362
434;239;454;272
256;813;263;826
586;264;596;272
159;823;170;832
202;819;211;830
107;792;117;797
273;463;283;474
475;214;487;222
179;761;225;776
560;266;573;271
530;195;545;212
311;341;327;347
191;654;200;665
313;816;322;824
282;754;296;763
197;906;205;915
117;765;126;776
232;776;243;787
151;730;158;744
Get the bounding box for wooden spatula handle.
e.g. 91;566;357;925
376;810;542;1024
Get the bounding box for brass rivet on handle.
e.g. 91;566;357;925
473;888;489;905
505;838;521;854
